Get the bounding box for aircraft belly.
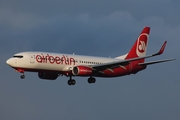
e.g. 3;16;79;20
94;64;146;77
95;67;130;77
29;63;67;72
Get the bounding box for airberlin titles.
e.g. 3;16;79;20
36;54;76;65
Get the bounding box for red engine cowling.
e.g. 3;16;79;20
38;72;58;80
72;66;93;76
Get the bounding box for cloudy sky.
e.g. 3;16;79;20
0;0;179;120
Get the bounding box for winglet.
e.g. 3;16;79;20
153;41;167;56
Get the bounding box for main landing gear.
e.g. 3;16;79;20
67;76;96;86
67;79;76;85
88;77;96;84
67;76;76;85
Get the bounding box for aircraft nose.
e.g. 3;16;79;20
6;58;12;66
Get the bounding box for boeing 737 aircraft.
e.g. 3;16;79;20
6;27;175;85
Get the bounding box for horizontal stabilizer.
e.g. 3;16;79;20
138;58;175;66
92;41;173;71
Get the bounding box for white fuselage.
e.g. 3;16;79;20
6;51;125;73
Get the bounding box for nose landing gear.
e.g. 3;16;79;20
20;74;25;79
16;68;25;79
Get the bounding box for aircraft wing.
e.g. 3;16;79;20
138;58;175;66
91;41;175;71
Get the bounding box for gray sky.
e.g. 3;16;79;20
0;0;179;120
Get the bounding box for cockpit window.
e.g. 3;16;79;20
13;55;23;58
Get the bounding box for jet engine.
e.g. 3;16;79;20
38;72;58;80
72;66;93;76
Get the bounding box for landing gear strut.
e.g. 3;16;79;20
67;76;76;85
16;69;25;79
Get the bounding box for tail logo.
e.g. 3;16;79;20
136;33;149;57
138;41;146;53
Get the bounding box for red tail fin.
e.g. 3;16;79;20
125;27;150;60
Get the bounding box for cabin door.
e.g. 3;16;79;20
30;54;35;63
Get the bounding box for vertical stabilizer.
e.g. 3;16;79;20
125;27;150;61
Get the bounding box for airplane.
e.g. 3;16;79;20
6;27;175;85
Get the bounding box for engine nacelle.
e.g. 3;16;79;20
72;66;93;76
38;72;58;80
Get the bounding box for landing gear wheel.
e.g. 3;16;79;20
20;75;25;79
71;80;76;85
88;78;91;83
68;79;76;86
88;77;96;84
68;80;71;85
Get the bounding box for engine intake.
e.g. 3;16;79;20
38;72;58;80
72;66;93;76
